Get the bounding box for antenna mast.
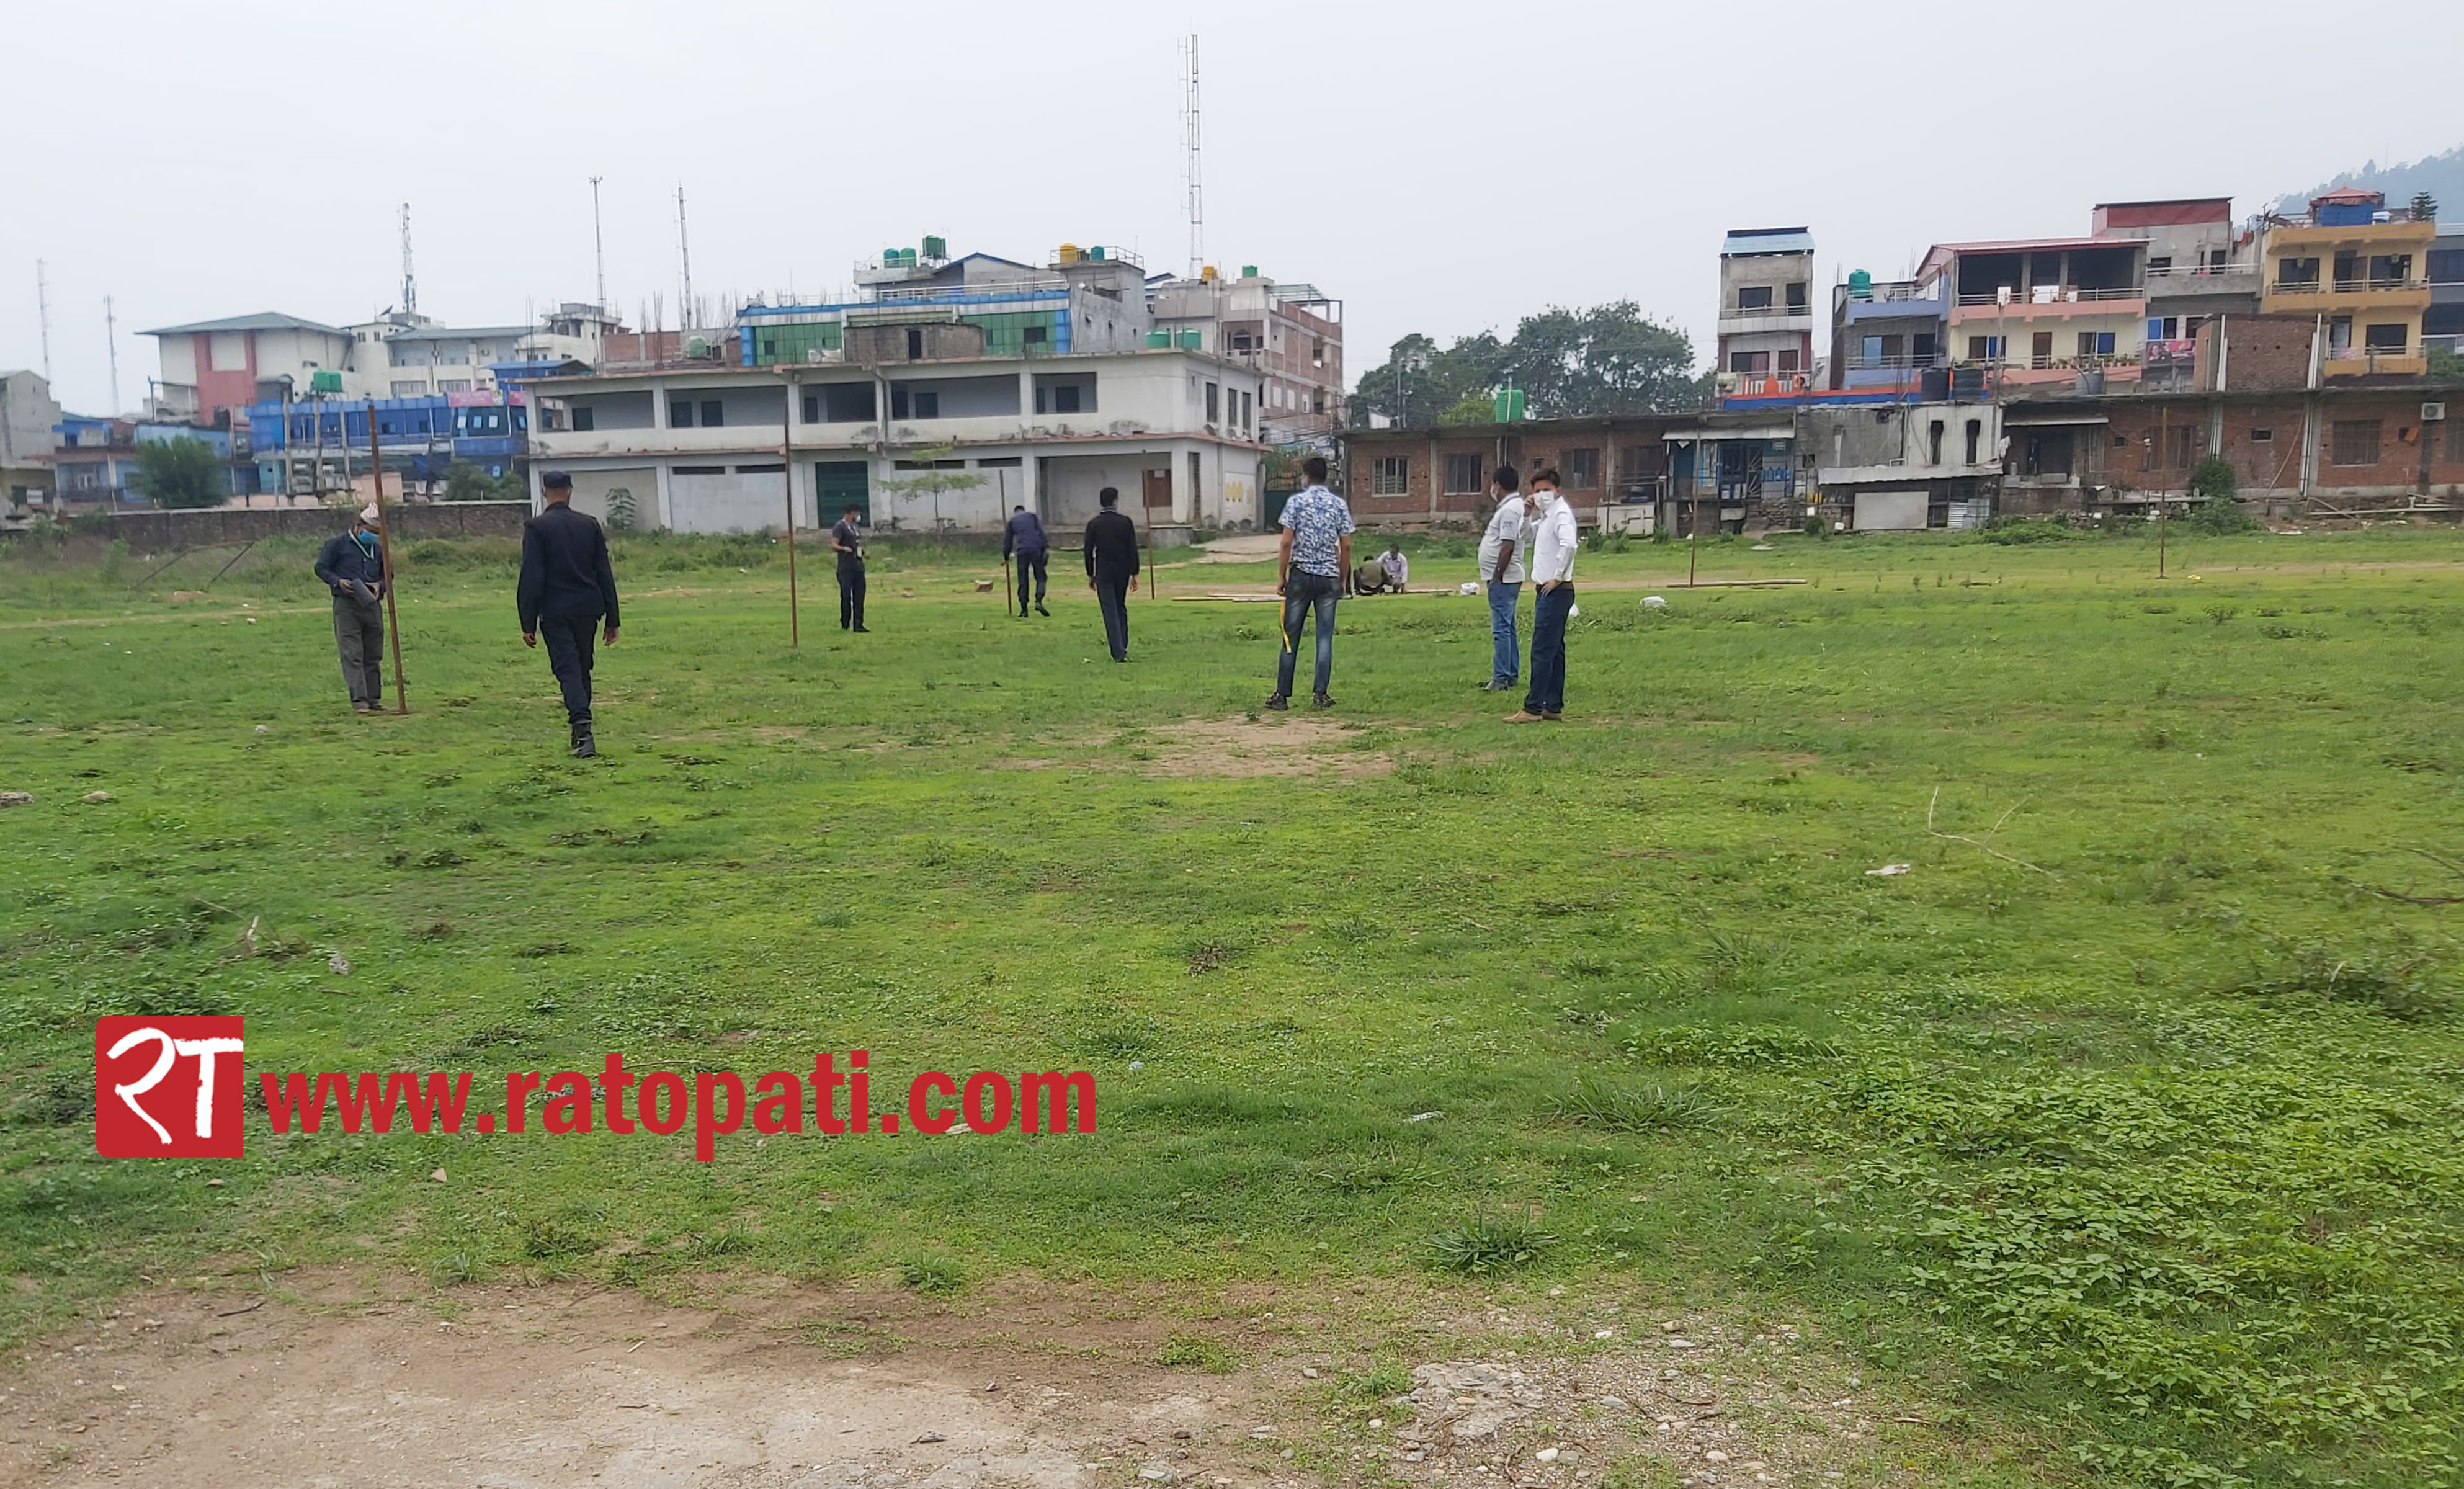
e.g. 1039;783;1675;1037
1182;35;1204;280
676;185;695;331
591;176;608;311
399;203;417;319
104;295;120;414
35;261;53;383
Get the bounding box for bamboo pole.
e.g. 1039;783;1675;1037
365;401;409;714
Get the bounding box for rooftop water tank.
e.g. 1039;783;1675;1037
1089;245;1107;261
1177;329;1202;349
1241;264;1259;279
309;370;344;395
1057;243;1081;263
1199;264;1218;282
922;235;947;259
1494;387;1526;423
1146;330;1171;348
1848;269;1873;300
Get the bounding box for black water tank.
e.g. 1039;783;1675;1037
1950;367;1986;402
1921;367;1952;401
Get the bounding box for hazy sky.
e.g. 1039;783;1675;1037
8;0;2464;416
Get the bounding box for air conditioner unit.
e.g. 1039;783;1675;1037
2424;401;2447;422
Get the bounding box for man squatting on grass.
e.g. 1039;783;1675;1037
1084;487;1141;661
1508;467;1578;723
1003;503;1051;617
517;470;622;758
1267;456;1354;711
1476;465;1526;692
312;504;390;714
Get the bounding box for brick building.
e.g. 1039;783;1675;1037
1340;416;1679;527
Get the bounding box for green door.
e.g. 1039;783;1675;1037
814;460;869;524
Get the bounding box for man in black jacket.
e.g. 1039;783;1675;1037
1082;487;1140;662
516;471;621;758
1002;504;1050;618
311;505;389;714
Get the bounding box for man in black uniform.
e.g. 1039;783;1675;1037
312;504;390;714
831;504;868;632
1002;503;1050;618
516;470;622;758
1082;486;1140;662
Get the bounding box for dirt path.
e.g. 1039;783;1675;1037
0;1269;1950;1489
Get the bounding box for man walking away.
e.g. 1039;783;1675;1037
1477;466;1525;692
1508;467;1576;723
832;504;868;632
313;504;390;714
517;470;622;758
1003;503;1050;617
1267;455;1354;710
1083;486;1140;661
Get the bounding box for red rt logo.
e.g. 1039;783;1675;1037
94;1016;246;1158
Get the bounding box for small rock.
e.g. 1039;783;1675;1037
984;1382;1000;1392
914;1432;946;1444
1128;1060;1145;1071
1703;1450;1729;1464
0;792;31;807
254;725;269;734
81;790;113;804
1547;1286;1564;1297
1140;1470;1174;1483
1535;1448;1560;1463
429;1168;447;1183
1172;1431;1192;1441
1592;1329;1614;1340
1367;1418;1383;1429
1598;1397;1628;1410
1667;1339;1696;1349
328;953;352;977
205;1178;224;1188
1301;1367;1318;1379
1642;596;1667;609
246;617;257;624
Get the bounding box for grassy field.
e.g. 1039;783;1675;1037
3;521;2462;1486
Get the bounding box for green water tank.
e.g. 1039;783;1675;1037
922;235;947;259
1241;264;1259;279
309;370;344;395
1089;245;1107;261
1494;387;1526;423
1146;330;1171;348
1178;329;1202;349
1848;269;1873;300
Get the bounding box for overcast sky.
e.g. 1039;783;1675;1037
7;0;2464;415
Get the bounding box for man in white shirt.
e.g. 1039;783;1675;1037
1507;467;1578;723
1475;466;1525;692
1378;543;1409;591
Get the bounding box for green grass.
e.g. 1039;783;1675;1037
5;523;2464;1485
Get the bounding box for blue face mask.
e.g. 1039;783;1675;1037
355;529;378;558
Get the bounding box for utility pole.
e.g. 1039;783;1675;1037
36;260;53;384
400;203;417;320
1182;35;1204;280
104;295;120;414
590;176;608;311
676;185;695;331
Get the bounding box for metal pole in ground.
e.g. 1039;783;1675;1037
782;377;798;647
366;400;409;715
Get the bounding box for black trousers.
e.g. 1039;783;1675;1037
1014;548;1048;610
538;613;599;725
838;565;867;629
1093;569;1133;660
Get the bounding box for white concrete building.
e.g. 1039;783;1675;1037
141;313;355;426
525;347;1268;536
1148;268;1344;441
2;369;65;509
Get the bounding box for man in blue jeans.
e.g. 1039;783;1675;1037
1508;467;1576;723
1475;465;1525;692
1265;455;1354;710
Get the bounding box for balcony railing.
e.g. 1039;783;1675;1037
2270;277;2427;295
1727;301;1813;317
1844;354;1946;370
2323;344;2419;367
1957;286;2143;307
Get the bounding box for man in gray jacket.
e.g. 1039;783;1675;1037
311;506;389;714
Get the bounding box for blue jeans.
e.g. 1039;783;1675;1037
1486;579;1522;684
1275;570;1339;697
1524;583;1573;715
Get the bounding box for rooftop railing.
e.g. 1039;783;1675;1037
1955;286;2143;307
2269;276;2427;294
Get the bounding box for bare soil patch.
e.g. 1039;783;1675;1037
0;1270;1964;1489
1142;718;1393;780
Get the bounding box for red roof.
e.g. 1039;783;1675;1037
2312;186;2384;206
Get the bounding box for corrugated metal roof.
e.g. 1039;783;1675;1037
140;311;347;337
1722;228;1814;257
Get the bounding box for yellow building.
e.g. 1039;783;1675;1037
2260;187;2433;378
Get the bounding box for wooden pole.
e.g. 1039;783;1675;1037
365;400;408;715
782;377;799;647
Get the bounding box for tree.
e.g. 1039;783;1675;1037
1436;395;1496;426
1349;304;1702;426
2411;190;2438;222
2428;343;2464;381
131;437;226;510
877;445;985;540
444;460;522;502
2184;455;2261;535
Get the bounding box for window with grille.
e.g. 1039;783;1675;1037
2444;416;2463;464
1443;453;1483;494
2331;419;2382;466
1372;457;1409;496
1565;449;1601;488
